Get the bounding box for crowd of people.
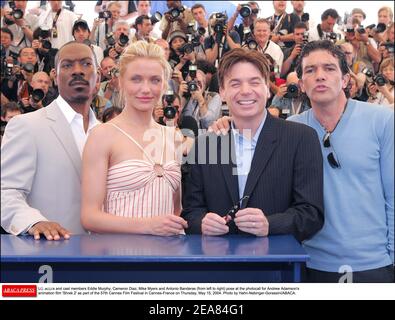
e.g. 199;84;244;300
1;1;394;283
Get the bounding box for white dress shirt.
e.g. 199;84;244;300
38;8;78;49
56;95;100;156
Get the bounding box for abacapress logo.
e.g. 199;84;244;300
2;285;37;297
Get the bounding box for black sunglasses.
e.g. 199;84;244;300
323;132;341;169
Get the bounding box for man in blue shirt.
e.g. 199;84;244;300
182;48;324;241
290;40;394;282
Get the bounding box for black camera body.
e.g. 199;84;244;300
4;1;23;25
163;90;177;120
99;10;112;19
285;83;299;99
118;33;129;47
168;6;185;20
373;74;387;87
213;12;228;35
239;4;258;18
326;32;340;43
105;32;116;46
362;67;374;79
31;88;45;103
301;12;310;22
109;68;120;78
187;65;199;93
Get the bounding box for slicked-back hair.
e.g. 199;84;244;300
295;40;349;79
218;48;270;88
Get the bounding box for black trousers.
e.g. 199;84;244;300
304;265;394;283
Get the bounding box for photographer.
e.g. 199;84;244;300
132;15;155;43
191;3;209;36
1;0;38;48
378;22;394;60
270;71;310;118
160;0;193;41
246;19;283;71
31;27;57;74
0;101;21;139
72;19;104;64
0;46;37;102
168;30;196;80
281;22;308;77
340;19;382;69
179;66;222;130
205;12;241;66
266;0;300;48
308;9;340;42
1;27;18;63
99;57;120;108
367;57;394;108
291;0;313;30
19;71;55;113
37;0;78;49
90;1;121;50
227;1;260;43
103;20;130;60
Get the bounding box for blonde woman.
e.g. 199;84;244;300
81;41;187;236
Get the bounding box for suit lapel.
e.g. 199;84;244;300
219;133;239;204
243;114;279;198
46;102;82;178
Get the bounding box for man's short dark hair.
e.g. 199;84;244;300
296;40;350;96
191;3;206;12
135;14;150;27
294;22;307;30
1;102;21;118
54;41;98;69
196;59;216;75
321;9;339;21
218;48;270;88
137;0;151;5
1;27;14;41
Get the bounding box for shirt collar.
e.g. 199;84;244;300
56;95;99;129
231;110;267;146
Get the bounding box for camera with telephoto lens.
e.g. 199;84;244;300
163;90;177;120
243;27;258;50
362;67;374;79
213;12;227;34
150;12;163;25
118;33;129;47
301;13;310;22
105;32;116;46
4;1;24;25
187;65;199;93
39;29;52;50
239;4;259;18
373;74;387;87
168;6;185;20
31;88;45;103
99;10;112;19
374;23;386;33
284;83;299;99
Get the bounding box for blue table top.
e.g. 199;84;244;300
1;234;308;263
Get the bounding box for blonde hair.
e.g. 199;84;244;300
119;41;171;82
379;57;394;73
378;6;394;22
118;41;171;107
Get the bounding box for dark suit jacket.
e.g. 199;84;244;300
181;114;324;242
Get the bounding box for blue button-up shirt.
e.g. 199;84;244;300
231;112;267;198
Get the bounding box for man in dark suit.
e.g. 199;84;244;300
181;48;324;241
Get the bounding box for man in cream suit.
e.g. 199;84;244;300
1;41;100;240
